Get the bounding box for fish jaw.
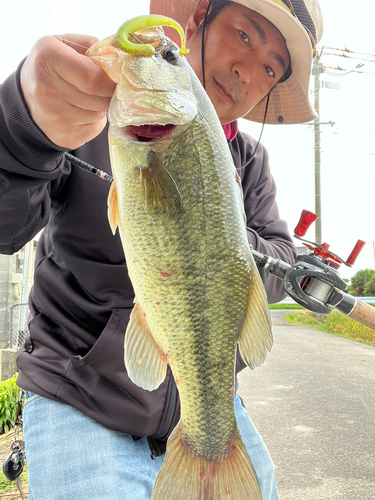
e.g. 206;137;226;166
87;29;199;130
108;78;198;130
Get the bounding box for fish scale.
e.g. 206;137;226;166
114;119;249;453
87;17;272;499
115;120;251;453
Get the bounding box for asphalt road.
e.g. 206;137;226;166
238;310;375;500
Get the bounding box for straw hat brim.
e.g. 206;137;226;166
150;0;318;124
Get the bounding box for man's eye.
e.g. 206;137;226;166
266;65;275;78
239;30;250;43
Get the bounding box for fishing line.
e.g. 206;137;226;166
200;0;214;90
236;92;270;171
53;36;90;51
54;32;145;50
129;33;145;45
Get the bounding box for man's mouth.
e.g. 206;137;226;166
214;79;233;103
129;124;176;142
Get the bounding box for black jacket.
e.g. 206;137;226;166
0;62;296;439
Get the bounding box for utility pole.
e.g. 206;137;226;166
311;50;336;244
309;45;370;246
312;53;324;244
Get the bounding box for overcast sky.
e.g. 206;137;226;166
1;0;374;280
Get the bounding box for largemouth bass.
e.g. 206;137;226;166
87;15;272;500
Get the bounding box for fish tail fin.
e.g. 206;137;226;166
151;423;262;500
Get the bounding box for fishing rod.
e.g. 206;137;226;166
65;153;113;183
251;209;375;330
67;153;375;330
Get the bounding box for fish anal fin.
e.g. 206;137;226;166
107;180;119;235
151;423;262;500
238;259;273;369
125;300;167;391
138;150;182;214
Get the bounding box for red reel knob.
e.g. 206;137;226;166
346;240;366;266
294;210;317;237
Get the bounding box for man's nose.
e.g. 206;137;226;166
232;58;258;85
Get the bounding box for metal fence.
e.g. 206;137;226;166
9;303;29;349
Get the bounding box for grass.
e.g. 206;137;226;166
0;465;28;496
285;309;375;347
0;429;28;497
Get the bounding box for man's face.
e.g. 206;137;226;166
185;2;290;124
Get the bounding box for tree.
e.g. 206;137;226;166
349;269;375;296
364;277;375;296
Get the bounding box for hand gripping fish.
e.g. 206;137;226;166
87;15;273;500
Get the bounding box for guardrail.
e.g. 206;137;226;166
278;296;375;305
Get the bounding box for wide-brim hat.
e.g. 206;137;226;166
150;0;324;124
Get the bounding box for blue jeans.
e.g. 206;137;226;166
24;391;279;499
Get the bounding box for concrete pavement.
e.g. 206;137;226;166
238;310;375;500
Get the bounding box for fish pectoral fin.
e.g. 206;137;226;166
238;259;273;369
107;180;119;235
151;423;262;500
124;300;167;391
139;150;182;214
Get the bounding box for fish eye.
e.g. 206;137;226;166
162;50;178;64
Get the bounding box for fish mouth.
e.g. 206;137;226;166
129;124;177;142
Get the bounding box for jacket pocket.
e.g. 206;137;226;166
62;307;171;436
73;308;131;382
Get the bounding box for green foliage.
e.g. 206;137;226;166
351;268;375;288
286;310;375;347
364;277;375;296
349;268;375;296
0;465;28;493
0;374;20;434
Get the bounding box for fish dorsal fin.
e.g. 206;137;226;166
139;150;182;214
107;180;119;235
124;300;168;391
238;261;273;369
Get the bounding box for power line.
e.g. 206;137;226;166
323;52;375;64
310;45;373;243
323;45;375;58
323;65;375;76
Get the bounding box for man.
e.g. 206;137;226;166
0;0;323;498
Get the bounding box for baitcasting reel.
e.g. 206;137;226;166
250;210;374;330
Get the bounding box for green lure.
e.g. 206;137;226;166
116;15;189;58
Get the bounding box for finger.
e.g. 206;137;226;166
67;91;113;114
41;110;108;149
50;36;116;98
53;77;113;113
66;107;107;125
64;120;109;150
42;100;107;127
